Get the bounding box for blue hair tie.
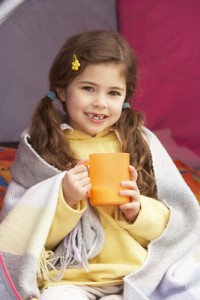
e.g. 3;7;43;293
45;91;56;101
122;102;130;109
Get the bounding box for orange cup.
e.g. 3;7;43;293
85;153;130;206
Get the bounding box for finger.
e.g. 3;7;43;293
120;201;139;211
73;164;89;174
65;171;88;186
63;170;89;190
121;180;139;191
81;184;92;198
119;189;140;201
79;177;91;187
74;170;89;181
78;160;90;172
129;165;138;181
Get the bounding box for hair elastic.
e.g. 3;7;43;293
122;102;130;109
45;91;56;101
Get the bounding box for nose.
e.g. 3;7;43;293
92;92;107;108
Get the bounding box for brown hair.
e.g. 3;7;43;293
30;30;157;198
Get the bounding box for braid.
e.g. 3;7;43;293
115;109;157;199
29;97;78;170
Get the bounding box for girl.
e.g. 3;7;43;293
0;30;200;300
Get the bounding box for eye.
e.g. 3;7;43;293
109;91;121;96
82;86;94;92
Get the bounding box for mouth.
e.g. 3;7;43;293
85;113;107;121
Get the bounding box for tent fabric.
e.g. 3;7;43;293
118;0;200;156
0;0;26;25
1;0;199;158
0;0;117;142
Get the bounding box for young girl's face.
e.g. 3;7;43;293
58;63;126;136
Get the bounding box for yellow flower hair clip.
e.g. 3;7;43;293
72;54;80;71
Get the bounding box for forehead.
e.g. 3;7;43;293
74;63;126;86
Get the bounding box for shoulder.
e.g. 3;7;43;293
11;128;60;188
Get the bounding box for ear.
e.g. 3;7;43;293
56;88;66;102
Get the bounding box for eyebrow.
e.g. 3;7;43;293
79;81;125;91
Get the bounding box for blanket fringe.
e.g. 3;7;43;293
37;248;56;281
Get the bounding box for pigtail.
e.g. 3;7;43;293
29;97;77;170
116;109;157;199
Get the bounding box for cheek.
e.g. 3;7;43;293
66;103;77;117
66;99;85;122
112;103;123;116
65;94;79;111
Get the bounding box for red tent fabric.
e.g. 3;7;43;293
118;0;200;156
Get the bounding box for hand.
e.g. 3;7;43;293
62;164;91;208
119;165;141;223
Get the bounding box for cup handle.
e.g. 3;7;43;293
81;160;90;172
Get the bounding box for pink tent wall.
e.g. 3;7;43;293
118;0;200;156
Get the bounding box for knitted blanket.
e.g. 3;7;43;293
0;127;200;300
124;128;200;299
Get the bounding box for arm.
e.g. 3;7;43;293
115;195;170;248
45;186;87;249
116;165;170;247
46;164;91;249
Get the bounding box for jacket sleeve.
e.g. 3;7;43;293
115;195;170;248
45;185;87;250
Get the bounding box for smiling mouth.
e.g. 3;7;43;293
86;113;107;121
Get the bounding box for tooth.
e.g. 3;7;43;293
87;113;105;120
